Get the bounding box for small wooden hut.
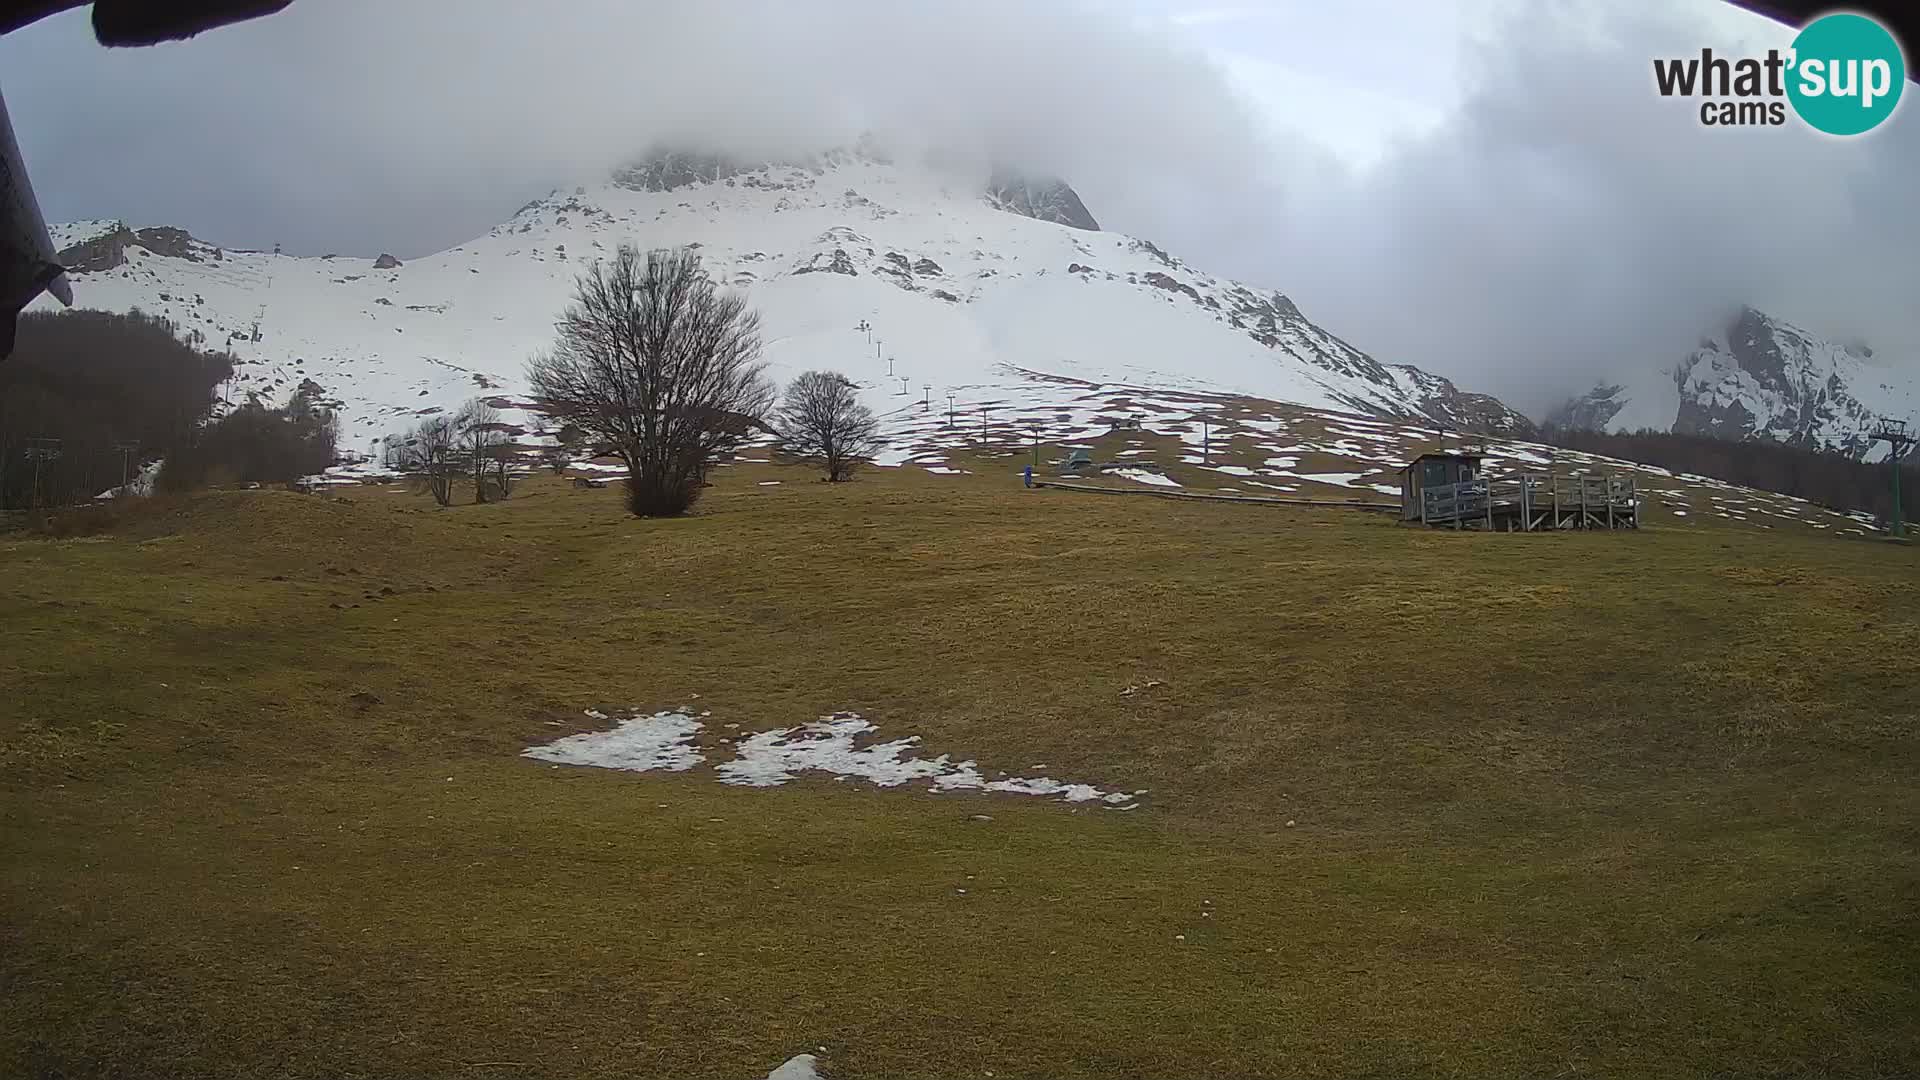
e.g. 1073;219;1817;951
1398;451;1481;522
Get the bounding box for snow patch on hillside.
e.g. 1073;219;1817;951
524;708;1145;809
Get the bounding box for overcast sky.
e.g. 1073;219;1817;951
1;0;1913;413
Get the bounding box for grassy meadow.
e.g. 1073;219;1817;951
3;459;1918;1079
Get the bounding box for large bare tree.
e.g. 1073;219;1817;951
776;370;883;482
528;245;773;516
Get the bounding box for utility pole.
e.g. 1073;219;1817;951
24;437;62;509
1870;420;1916;538
1199;414;1211;465
981;407;991;442
886;356;895;378
947;394;956;427
1032;423;1042;466
898;376;909;396
855;319;871;343
922;384;931;410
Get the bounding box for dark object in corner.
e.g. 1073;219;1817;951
0;1;295;358
0;86;71;360
2;1;295;45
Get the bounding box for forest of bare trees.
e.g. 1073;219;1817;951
0;310;232;507
1536;424;1917;522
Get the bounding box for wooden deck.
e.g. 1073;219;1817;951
1416;474;1638;531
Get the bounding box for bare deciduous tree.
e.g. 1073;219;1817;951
776;370;883;482
454;399;514;504
490;451;516;497
392;412;458;506
527;245;774;517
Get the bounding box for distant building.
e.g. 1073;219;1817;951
1398;451;1481;522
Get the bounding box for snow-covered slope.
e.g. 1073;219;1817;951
1552;307;1914;460
36;146;1528;460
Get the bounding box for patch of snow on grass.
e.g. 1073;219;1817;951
521;709;704;772
767;1055;824;1080
718;713;949;788
525;711;1144;809
1108;468;1180;488
1290;472;1368;488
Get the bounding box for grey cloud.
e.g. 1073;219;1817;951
1246;2;1920;414
0;0;1275;257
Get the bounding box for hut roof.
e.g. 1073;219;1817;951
1398;445;1484;471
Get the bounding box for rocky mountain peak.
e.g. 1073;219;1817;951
1549;305;1910;459
983;168;1100;232
55;223;225;273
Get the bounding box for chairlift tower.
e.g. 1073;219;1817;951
23;437;62;508
1869;420;1917;537
111;440;140;493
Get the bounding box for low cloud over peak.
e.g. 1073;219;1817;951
2;0;1913;416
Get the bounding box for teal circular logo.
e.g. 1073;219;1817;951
1787;13;1905;135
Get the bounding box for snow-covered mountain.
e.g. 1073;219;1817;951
37;144;1531;457
1551;307;1915;460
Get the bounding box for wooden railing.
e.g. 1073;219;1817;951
1420;473;1638;530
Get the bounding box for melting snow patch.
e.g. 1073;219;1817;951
525;710;1144;808
717;713;949;788
767;1055;824;1080
758;481;782;486
1290;471;1368;488
1108;468;1180;488
521;709;704;772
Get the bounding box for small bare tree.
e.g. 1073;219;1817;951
392;413;458;506
490;451;516;497
776;370;883;481
527;245;774;517
454;399;514;504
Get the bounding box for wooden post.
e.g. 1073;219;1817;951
1485;480;1494;531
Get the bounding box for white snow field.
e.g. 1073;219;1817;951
35;145;1523;463
522;709;1145;809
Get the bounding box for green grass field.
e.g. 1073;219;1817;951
4;461;1918;1079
